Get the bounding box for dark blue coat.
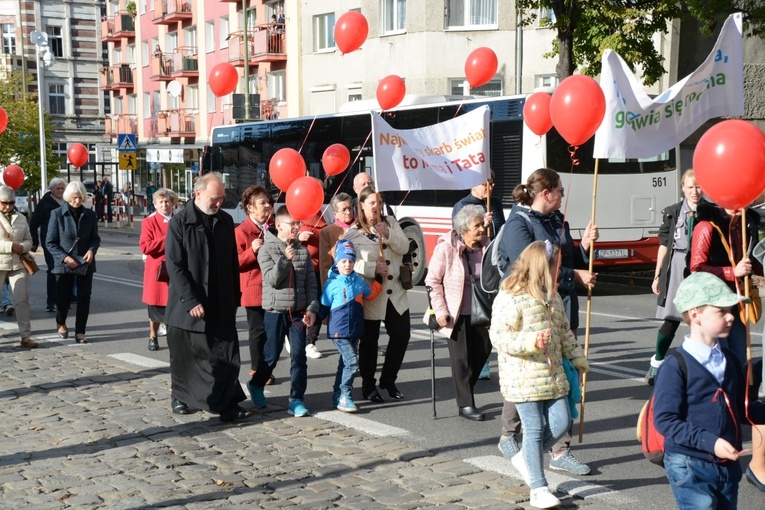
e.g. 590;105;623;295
45;206;100;275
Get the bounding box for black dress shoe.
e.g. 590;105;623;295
172;399;191;415
219;406;252;422
148;337;159;351
459;406;485;421
379;382;404;400
363;389;385;403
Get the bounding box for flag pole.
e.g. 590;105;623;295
742;209;753;384
485;180;492;238
579;158;599;443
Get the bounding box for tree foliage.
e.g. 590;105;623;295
0;72;59;193
517;1;765;85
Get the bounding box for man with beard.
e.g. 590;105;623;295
164;172;249;422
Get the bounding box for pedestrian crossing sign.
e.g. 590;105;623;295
117;134;137;152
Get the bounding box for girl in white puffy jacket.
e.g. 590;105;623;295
490;240;588;509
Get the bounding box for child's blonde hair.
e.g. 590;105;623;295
500;240;559;304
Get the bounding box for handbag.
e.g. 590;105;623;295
20;253;39;275
64;238;89;277
156;260;169;282
465;251;492;327
399;263;413;290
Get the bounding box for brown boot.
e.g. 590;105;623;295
20;338;38;348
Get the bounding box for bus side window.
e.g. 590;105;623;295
201;146;223;173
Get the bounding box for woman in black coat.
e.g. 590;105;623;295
46;181;100;344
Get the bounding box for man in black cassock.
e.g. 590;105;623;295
164;172;249;422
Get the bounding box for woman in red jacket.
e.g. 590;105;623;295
235;186;273;387
140;188;178;351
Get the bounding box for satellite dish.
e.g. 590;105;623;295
30;30;48;45
167;80;182;98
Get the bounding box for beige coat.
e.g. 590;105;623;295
345;217;409;320
0;211;32;272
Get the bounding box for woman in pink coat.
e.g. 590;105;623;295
140;188;177;351
424;204;491;421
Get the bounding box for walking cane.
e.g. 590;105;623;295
425;285;438;418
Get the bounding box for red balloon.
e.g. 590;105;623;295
334;11;369;54
286;176;324;222
322;144;351;176
68;143;89;168
693;120;765;210
550;75;606;146
523;93;553;136
0;107;7;135
208;63;239;97
3;165;25;190
269;148;306;192
376;75;406;111
464;47;498;89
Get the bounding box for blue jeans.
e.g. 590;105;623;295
664;452;741;510
514;397;571;489
333;338;359;398
1;280;11;308
252;311;307;401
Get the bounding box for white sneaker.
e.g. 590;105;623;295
510;449;531;486
157;323;167;337
529;487;560;508
305;343;323;359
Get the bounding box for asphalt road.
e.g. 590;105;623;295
11;229;764;509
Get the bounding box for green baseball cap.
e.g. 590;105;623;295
673;271;749;313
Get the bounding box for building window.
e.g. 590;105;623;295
536;74;559;89
127;94;137;115
538;7;556;26
143;92;151;118
381;0;406;34
313;13;335;52
347;89;362;102
220;16;229;49
205;20;215;53
206;84;216;112
450;78;502;96
153;90;160;115
49;84;66;115
55;142;68;170
266;71;285;101
47;26;63;58
1;24;15;55
187;85;198;109
141;41;149;66
446;0;497;29
184;26;197;49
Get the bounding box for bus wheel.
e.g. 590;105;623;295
402;224;427;286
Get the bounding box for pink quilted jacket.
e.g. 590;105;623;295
423;230;487;338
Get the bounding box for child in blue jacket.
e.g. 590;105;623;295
654;271;765;509
320;239;382;412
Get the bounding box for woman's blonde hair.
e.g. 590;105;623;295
500;241;559;304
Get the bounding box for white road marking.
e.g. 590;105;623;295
314;410;410;437
109;353;169;368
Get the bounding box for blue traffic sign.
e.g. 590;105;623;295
117;134;137;152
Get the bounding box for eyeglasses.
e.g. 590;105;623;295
0;201;15;205
336;206;353;214
280;220;303;227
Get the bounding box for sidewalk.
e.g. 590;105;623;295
0;341;595;509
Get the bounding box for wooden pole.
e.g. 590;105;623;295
742;209;753;383
485;180;492;238
579;158;599;443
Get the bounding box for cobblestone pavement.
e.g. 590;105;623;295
0;339;603;509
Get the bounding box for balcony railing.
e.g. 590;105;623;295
151;52;173;80
227;23;286;65
157;109;197;136
153;0;193;24
100;64;135;90
101;12;135;41
150;48;198;80
104;114;138;137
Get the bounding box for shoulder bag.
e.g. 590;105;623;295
0;219;38;275
465;250;492;327
156;260;169;282
64;238;89;277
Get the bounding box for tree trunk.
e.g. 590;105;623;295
556;30;575;82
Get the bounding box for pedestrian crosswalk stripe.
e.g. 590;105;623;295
109;353;169;368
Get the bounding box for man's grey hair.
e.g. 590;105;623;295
0;185;14;202
330;192;352;211
194;172;223;193
49;177;66;190
453;205;484;234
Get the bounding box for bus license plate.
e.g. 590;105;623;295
596;249;628;259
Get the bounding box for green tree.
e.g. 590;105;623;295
0;72;58;193
517;1;765;85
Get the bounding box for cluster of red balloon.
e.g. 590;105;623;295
522;75;606;148
267;148;321;222
693;120;765;210
0;106;26;190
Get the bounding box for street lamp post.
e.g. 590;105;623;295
30;30;55;194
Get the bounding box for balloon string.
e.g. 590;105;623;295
318;129;373;224
398;189;411;208
298;113;320;155
549;146;579;316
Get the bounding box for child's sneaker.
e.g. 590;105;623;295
498;434;520;460
247;380;267;408
529;487;560;509
288;399;310;417
337;396;358;413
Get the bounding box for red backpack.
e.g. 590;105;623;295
636;352;687;466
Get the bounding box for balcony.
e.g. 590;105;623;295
100;64;136;91
150;48;198;80
153;0;193;25
157;109;197;137
228;24;286;66
101;12;136;41
150;52;173;80
104;114;138;138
